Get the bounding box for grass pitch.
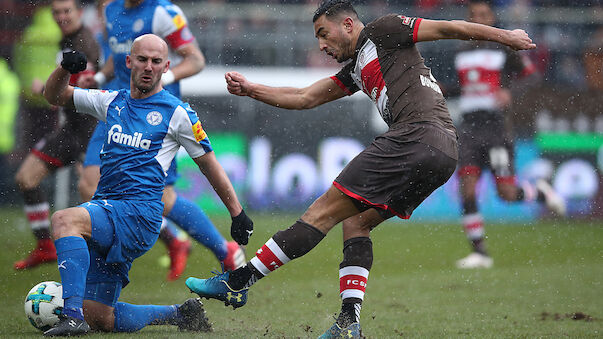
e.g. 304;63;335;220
1;208;601;338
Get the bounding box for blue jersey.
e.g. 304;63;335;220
104;0;195;97
74;88;212;201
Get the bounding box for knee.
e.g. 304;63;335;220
15;170;32;191
50;210;74;239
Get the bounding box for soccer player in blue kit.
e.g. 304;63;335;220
78;0;245;280
42;34;254;336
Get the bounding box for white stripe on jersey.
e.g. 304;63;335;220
455;49;506;71
156;105;209;172
353;39;390;121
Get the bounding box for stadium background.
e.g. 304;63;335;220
0;1;601;338
0;0;601;219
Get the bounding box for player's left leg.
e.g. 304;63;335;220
81;282;211;333
14;153;56;270
319;209;383;339
186;185;361;308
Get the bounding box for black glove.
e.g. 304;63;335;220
231;210;253;245
61;50;87;74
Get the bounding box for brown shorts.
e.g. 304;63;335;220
458;110;515;179
32;109;96;168
334;122;458;219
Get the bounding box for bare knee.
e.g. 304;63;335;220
51;210;73;240
15;169;35;191
51;208;91;240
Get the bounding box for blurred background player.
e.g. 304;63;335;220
453;0;566;269
13;0;99;270
78;0;245;280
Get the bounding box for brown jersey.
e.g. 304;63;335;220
331;14;455;134
455;40;536;114
59;26;100;86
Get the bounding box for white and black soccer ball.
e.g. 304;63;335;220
24;281;64;331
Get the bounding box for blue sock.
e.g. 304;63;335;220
54;236;89;320
167;195;227;261
113;302;178;332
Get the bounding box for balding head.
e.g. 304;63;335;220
131;34;169;59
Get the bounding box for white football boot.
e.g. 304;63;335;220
456;252;493;269
536;179;567;216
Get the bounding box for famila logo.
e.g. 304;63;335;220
108;124;151;150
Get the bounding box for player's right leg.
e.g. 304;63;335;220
14;152;56;270
319;209;382;339
186;185;361;308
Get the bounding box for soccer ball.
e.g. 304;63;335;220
24;281;64;331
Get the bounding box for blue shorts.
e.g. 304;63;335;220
84;280;122;307
83;121;179;185
81;199;163;288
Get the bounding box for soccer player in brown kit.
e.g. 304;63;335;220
454;0;566;270
14;0;100;270
186;0;537;336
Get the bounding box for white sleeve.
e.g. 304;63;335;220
170;105;212;159
73;88;118;122
152;4;186;39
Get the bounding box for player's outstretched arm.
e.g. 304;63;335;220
193;151;253;245
225;71;346;110
416;19;537;51
44;51;87;107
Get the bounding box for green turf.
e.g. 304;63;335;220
1;207;601;338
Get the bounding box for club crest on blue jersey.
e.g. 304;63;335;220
146;111;163;126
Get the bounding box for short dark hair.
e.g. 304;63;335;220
52;0;82;9
312;0;358;23
469;0;493;6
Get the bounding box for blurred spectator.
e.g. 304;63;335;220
0;0;38;61
0;58;20;205
584;26;603;92
11;4;61;162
